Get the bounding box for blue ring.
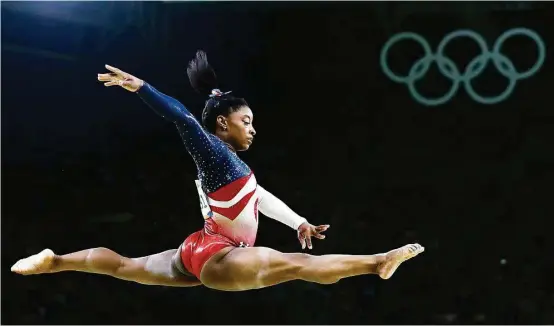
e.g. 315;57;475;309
436;30;489;81
380;28;545;106
380;32;433;84
492;28;546;80
407;55;461;106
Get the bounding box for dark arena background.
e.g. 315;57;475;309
2;1;553;324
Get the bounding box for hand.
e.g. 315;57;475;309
297;222;330;250
97;65;144;93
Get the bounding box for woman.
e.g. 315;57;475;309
12;51;424;291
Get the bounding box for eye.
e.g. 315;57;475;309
243;121;251;126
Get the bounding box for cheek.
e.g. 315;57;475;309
230;123;246;136
233;123;248;134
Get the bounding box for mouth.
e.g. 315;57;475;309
247;138;253;145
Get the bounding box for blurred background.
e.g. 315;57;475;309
2;1;553;324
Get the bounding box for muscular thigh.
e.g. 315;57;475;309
200;247;304;291
122;249;201;287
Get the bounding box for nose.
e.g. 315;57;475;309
250;126;256;136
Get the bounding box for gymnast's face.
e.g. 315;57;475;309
218;106;256;152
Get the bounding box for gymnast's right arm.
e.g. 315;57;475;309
98;64;206;130
135;81;203;129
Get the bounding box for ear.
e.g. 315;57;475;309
216;115;228;130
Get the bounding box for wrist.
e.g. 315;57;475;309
296;219;309;231
134;79;145;93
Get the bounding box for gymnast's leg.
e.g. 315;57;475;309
199;243;424;291
11;247;201;287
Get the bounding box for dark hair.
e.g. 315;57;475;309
186;50;248;134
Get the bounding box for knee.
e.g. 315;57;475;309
288;252;312;263
285;253;312;269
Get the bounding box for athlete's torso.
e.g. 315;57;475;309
136;83;261;246
187;131;260;247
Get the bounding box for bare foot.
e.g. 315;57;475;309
11;249;57;275
377;243;424;280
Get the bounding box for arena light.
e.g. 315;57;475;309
1;2;140;28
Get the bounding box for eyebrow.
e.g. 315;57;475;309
242;115;252;121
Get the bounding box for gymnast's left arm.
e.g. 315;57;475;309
257;185;330;249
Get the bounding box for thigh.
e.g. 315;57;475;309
183;230;237;279
200;246;304;291
122;249;202;287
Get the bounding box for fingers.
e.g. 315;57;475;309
315;224;330;232
104;79;132;87
104;81;119;87
101;65;130;80
312;224;329;240
97;74;112;82
305;235;313;250
313;233;326;240
298;234;306;250
104;78;129;87
104;64;122;74
97;73;120;82
298;223;330;250
98;71;132;88
106;64;131;79
97;73;120;85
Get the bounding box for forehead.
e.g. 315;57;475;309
231;106;253;119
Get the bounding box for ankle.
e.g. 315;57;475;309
368;254;387;274
49;254;63;272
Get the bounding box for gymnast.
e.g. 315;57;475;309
12;51;424;291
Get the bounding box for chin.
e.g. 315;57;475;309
237;142;251;151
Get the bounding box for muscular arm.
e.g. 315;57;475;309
137;82;201;125
257;185;307;230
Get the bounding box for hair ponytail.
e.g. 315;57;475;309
186;50;248;134
187;50;218;97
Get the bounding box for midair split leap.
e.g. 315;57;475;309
12;51;424;292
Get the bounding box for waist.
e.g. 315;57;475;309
204;216;258;247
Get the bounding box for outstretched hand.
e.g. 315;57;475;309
97;65;144;92
297;222;330;250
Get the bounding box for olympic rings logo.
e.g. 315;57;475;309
380;28;546;106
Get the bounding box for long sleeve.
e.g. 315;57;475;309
257;185;307;230
135;82;252;194
136;82;215;163
137;82;204;128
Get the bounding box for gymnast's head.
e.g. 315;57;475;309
187;51;256;152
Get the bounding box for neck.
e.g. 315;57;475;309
224;142;236;153
215;132;237;152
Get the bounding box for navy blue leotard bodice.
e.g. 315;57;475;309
136;83;251;193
